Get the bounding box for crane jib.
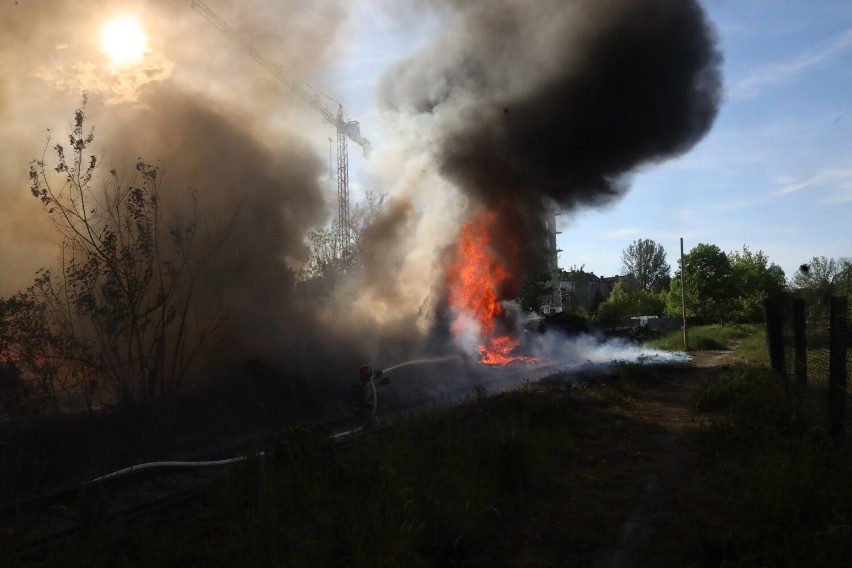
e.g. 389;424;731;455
190;0;370;155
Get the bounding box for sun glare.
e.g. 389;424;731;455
101;16;147;66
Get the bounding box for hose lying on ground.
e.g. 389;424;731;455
89;425;365;484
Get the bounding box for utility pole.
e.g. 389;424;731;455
680;237;688;350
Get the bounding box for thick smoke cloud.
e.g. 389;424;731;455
104;86;327;361
0;0;382;396
378;0;723;277
0;0;348;295
1;0;727;413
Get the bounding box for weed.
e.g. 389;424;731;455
571;363;667;404
692;336;727;350
729;328;770;366
680;365;852;567
86;390;574;566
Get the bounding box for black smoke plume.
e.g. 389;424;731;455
379;0;723;278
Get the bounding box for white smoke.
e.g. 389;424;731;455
526;329;691;370
374;324;690;411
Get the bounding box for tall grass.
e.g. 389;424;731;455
213;392;582;566
13;388;583;567
674;367;852;567
727;326;770;366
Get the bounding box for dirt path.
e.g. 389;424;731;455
486;347;741;567
589;350;736;567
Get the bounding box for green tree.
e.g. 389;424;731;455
597;282;630;325
668;243;733;322
633;289;667;318
620;238;671;292
729;245;786;322
664;278;690;318
24;96;222;406
517;272;552;314
597;281;666;325
790;256;852;306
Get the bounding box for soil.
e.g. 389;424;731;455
503;347;739;567
592;350;736;567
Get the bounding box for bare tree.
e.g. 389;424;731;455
620;238;671;292
25;96;223;406
300;190;388;292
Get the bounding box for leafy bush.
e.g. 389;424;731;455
596;282;666;325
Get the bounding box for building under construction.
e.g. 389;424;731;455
542;210;562;314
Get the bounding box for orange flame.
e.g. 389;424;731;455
446;211;533;366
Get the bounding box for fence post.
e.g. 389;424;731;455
829;296;848;441
764;297;786;376
792;298;807;394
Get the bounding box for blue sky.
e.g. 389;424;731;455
337;0;852;281
551;1;852;279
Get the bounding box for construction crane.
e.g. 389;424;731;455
191;0;371;260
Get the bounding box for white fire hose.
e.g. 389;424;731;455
89;455;264;483
88;385;376;484
87;365;406;484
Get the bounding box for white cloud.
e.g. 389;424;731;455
733;27;852;99
821;173;852;204
773;168;852;202
774;172;825;196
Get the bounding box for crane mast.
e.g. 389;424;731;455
191;0;371;260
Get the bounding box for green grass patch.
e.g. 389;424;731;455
672;366;852;567
649;324;760;352
727;326;770;367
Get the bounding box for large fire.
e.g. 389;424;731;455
446;210;533;366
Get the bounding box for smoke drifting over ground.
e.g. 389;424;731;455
379;0;723;278
380;330;691;411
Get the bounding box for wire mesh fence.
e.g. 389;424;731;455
766;296;851;439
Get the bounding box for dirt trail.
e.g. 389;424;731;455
491;347;741;566
583;349;735;568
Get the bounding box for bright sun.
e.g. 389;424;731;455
101;16;147;66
